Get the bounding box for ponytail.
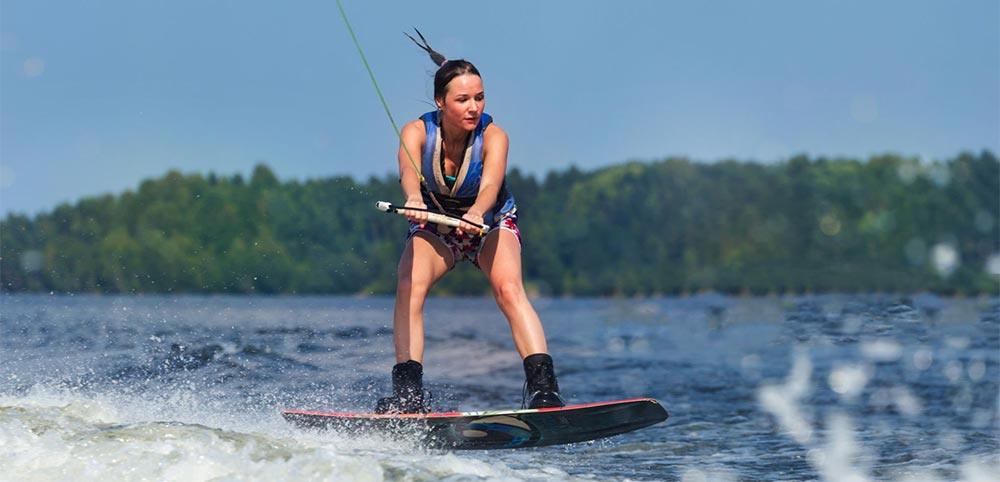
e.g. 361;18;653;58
405;28;481;101
405;28;447;67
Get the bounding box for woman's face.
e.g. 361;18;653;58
436;73;484;133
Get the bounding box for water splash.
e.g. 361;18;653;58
758;347;814;444
759;349;999;482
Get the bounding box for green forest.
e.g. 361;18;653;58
1;151;997;296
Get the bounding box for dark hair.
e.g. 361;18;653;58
405;28;481;101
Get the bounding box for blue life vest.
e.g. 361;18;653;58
419;110;515;223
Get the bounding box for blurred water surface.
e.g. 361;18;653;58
1;294;997;481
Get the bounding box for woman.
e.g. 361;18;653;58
375;31;565;414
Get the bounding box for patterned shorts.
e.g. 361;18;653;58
407;209;521;268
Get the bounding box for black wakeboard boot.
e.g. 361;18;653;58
375;360;430;414
522;353;566;409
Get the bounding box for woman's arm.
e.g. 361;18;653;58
398;120;428;226
459;123;509;234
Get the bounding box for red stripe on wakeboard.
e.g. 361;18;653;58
282;397;658;419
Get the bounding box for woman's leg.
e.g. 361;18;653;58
378;231;452;413
478;229;564;408
393;231;453;363
477;229;548;357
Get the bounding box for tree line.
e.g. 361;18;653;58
2;151;997;296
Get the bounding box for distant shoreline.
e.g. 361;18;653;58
3;152;998;296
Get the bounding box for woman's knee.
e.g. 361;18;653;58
397;270;433;298
492;278;526;307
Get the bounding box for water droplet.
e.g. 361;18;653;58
944;360;963;383
967;359;986;381
912;348;933;370
974;210;996;233
829;364;869;400
20;250;43;272
820;214;842;236
985;253;1000;276
945;337;970;350
860;340;902;361
926;163;951;187
931;243;959;277
892;386;923;416
896;159;920;184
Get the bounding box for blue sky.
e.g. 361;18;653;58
1;0;997;216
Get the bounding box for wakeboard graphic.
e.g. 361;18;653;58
282;397;668;450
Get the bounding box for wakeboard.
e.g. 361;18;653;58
282;397;668;450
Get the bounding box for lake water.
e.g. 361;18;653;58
1;294;997;481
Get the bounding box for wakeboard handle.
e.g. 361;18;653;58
375;201;490;235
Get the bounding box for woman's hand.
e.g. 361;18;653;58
404;196;428;227
457;210;485;236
